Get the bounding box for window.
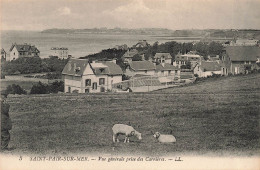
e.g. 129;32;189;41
168;70;171;74
85;89;89;93
92;82;97;90
68;87;71;93
99;78;105;85
144;70;147;73
85;79;91;86
175;70;178;74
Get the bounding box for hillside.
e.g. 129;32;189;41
41;28;175;35
5;73;260;156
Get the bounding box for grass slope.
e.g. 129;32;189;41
4;74;260;156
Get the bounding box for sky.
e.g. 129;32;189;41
1;0;260;31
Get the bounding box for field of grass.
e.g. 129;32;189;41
4;73;260;156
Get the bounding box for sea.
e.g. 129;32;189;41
0;30;200;58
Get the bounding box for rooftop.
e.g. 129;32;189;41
225;46;260;61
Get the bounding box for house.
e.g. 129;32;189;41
193;61;222;77
1;48;7;62
153;53;172;64
122;49;138;63
62;59;123;93
125;61;156;77
50;47;69;59
134;40;149;48
9;43;40;61
155;63;180;77
222;46;260;74
173;54;202;69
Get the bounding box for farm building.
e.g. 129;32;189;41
153;53;172;64
62;59;123;93
222;46;260;74
50;47;69;59
9;43;40;61
193;61;222;77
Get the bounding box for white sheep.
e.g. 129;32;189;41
112;124;142;143
153;132;176;143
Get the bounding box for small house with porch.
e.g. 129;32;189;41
193;61;222;77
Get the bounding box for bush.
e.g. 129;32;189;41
6;84;27;95
30;81;64;94
30;81;49;94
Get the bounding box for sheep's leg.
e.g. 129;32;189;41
124;136;127;143
112;134;116;143
116;134;120;142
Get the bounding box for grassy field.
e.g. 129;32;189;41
4;73;260;156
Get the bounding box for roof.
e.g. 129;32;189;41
154;53;172;59
62;59;123;76
93;61;123;75
129;61;155;71
62;59;89;76
225;46;260;61
135;40;149;47
155;63;178;71
200;61;221;71
10;43;40;53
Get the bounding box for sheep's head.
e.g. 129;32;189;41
134;131;142;140
153;132;160;139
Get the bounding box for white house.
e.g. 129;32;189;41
154;53;172;64
9;43;40;61
193;61;222;77
62;59;123;93
173;54;202;69
51;47;69;59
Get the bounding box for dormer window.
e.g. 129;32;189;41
100;68;105;73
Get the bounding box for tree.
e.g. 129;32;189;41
208;41;223;56
30;82;48;94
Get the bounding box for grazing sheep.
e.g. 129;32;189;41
153;132;176;143
112;124;142;143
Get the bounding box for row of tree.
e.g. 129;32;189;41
1;56;69;76
5;81;64;95
81;41;224;67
